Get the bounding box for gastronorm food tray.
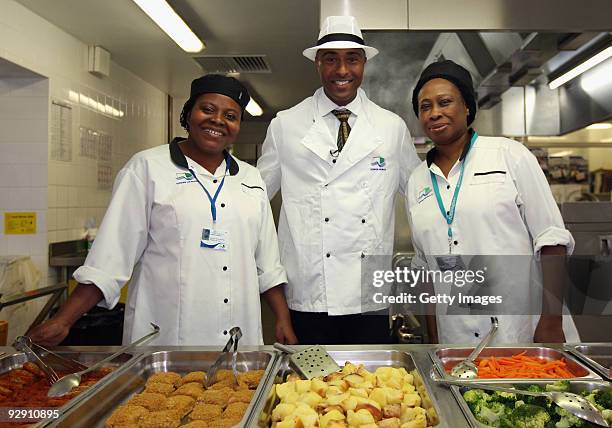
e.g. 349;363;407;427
450;380;611;428
566;344;612;381
48;350;277;428
429;346;600;383
0;350;135;427
250;350;442;427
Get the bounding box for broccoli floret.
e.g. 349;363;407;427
522;384;553;408
507;404;552;428
464;389;492;405
515;400;526;408
474;401;508;426
602;408;612;423
554;406;586;427
593;390;612;410
546;380;570;392
492;390;517;405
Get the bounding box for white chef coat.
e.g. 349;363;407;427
257;88;420;315
406;133;579;344
74;139;287;346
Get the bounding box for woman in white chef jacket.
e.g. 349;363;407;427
406;60;579;344
29;74;297;346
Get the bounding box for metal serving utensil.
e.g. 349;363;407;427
430;369;609;427
450;316;499;379
205;326;242;388
13;336;61;383
273;343;340;380
47;323;160;397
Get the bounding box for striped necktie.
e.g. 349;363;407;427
332;109;352;153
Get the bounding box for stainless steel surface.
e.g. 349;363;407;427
450;317;498;379
51;350;277;428
205;326;242;388
451;380;612;428
272;343;341;380
0;349;134;426
48;240;88;267
14;336;61;383
252;349;444;427
48;323;160;397
566;344;612;381
431;346;600;382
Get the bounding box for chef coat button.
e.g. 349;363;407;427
326;253;331;258
224;298;228;303
324;217;329;222
446;185;451;190
454;240;458;245
223;330;228;335
222;266;228;271
475;332;479;337
213;179;218;183
332;159;337;164
361;253;365;259
361;219;366;224
446;211;450;215
221;203;226;208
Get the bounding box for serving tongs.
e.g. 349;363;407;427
430;368;609;427
449;316;499;379
205;326;242;388
13;335;87;384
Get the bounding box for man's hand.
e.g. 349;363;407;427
27;318;71;347
534;315;565;343
275;316;298;345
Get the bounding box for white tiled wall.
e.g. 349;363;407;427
1;1;168;289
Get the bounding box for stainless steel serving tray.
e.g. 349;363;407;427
566;344;612;381
451;380;611;428
250;350;442;428
49;350;277;428
430;346;600;383
0;349;134;427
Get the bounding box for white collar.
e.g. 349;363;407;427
316;87;364;118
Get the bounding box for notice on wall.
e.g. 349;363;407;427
50;101;72;162
4;212;37;235
79;126;98;159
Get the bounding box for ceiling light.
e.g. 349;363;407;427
245;98;263;117
580;57;612;92
132;0;204;53
548;45;612;89
586;123;612;130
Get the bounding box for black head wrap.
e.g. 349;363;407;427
180;74;250;130
411;60;477;125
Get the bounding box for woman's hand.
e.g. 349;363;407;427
27;318;71;347
534;315;565;343
275;317;298;345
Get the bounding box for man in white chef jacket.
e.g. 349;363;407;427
257;16;421;344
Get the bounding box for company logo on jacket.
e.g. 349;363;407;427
370;156;386;170
176;172;197;184
417;186;433;204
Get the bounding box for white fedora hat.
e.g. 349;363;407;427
303;15;379;61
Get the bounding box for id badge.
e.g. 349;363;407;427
200;228;228;250
435;255;466;272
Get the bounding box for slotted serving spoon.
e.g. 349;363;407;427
450;316;499;379
273;343;340;379
430;369;609;427
47;323;160;397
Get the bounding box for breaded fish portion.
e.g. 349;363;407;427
146;371;182;386
206;417;242;428
181;421;209;428
144;382;176;396
105;404;148;427
180;371;206;386
137;409;181;428
237;370;264;388
222;402;249;419
172;382;205;400
228;389;255;404
188;403;223;421
127;392;167;411
164;394;195;418
198;387;232;407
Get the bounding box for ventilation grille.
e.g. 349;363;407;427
193;55;271;73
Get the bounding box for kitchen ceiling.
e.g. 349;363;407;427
15;0;324;119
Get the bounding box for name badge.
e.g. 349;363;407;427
200;228;228;250
435;255;466;272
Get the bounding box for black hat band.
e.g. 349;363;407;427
316;33;365;46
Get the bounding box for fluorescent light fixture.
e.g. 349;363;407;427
548;45;612;89
245;98;263;117
580;57;612;92
586;123;612;130
132;0;204;53
69;90;124;118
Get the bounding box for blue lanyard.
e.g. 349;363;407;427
190;154;231;223
430;131;478;253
